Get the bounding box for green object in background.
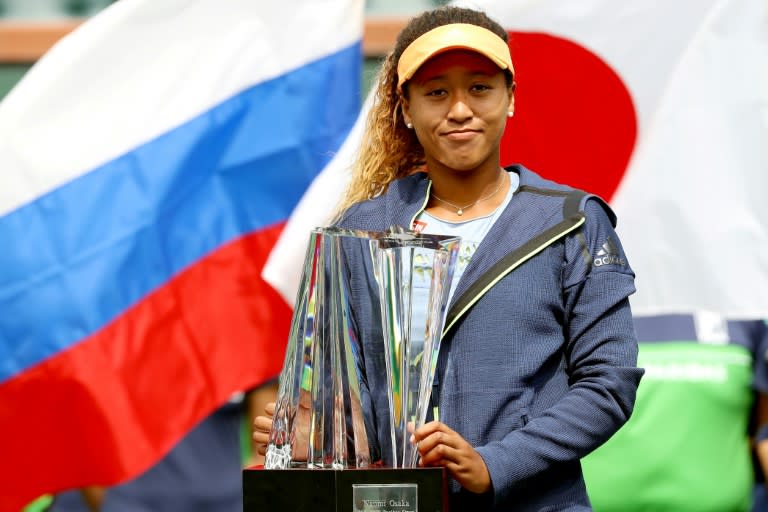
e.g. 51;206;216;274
241;408;253;465
363;57;383;96
23;495;52;512
0;64;30;101
582;342;754;512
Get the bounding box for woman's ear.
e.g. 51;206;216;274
507;87;515;118
401;97;412;128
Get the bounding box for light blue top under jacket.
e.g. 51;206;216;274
336;165;644;511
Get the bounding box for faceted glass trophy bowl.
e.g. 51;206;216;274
373;232;460;468
265;227;460;471
266;227;371;470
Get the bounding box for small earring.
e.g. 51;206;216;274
507;111;514;118
406;122;413;129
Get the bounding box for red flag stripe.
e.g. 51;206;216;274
0;223;291;509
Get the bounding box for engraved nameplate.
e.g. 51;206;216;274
352;483;418;512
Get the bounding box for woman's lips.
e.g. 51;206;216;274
443;129;479;141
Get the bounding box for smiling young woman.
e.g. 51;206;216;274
403;49;513;220
254;6;643;511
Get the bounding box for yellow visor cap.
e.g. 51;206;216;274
397;23;514;90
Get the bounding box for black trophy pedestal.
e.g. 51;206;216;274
243;466;449;512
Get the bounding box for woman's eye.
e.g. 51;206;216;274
425;89;446;97
471;83;491;92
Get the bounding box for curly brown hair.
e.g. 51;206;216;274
333;6;513;219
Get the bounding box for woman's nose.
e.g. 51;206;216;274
447;95;473;123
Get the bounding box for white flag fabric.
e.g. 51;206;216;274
265;0;768;318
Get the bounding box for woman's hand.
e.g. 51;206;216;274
411;421;492;494
252;392;311;461
252;402;276;457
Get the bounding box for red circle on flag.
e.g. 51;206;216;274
501;32;637;202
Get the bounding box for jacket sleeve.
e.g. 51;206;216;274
475;198;644;504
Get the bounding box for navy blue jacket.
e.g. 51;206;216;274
337;165;644;511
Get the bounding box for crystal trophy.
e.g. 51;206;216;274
264;226;460;474
373;232;459;468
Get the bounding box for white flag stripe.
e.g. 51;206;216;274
0;0;362;217
611;0;768;317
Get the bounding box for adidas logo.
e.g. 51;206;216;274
594;237;626;267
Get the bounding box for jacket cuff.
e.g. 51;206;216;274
475;443;524;505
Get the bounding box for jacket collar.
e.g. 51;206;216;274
377;166;579;310
382;171;431;231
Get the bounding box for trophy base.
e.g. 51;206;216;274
243;466;449;511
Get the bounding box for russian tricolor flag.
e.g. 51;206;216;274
0;0;362;508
